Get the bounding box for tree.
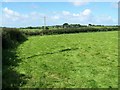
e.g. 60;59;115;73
45;27;49;30
56;25;61;29
88;24;92;26
63;23;69;28
27;26;33;29
77;24;81;27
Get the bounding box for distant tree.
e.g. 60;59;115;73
69;24;73;28
45;27;49;30
69;24;81;28
68;25;71;28
69;24;74;28
88;24;92;26
27;26;33;29
91;24;95;26
63;23;69;28
77;24;81;27
56;25;61;29
42;26;44;30
96;25;102;27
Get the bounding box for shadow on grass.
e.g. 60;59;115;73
27;47;79;59
2;41;30;88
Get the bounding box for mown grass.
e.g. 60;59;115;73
5;31;118;88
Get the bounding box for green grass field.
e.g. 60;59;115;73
4;31;118;88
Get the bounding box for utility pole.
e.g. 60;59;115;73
44;16;46;30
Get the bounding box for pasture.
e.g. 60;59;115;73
3;31;118;88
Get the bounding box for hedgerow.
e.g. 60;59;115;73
22;27;118;36
2;28;27;49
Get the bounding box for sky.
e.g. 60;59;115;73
0;1;119;27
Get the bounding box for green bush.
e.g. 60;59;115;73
2;28;27;49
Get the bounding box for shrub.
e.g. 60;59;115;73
2;28;27;49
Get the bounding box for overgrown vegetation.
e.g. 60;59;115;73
2;28;28;88
2;28;27;49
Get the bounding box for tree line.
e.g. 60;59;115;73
18;23;118;30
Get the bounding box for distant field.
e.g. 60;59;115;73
3;31;118;88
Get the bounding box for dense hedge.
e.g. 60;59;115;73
2;28;27;49
23;27;118;36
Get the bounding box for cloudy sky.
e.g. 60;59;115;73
1;2;119;27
